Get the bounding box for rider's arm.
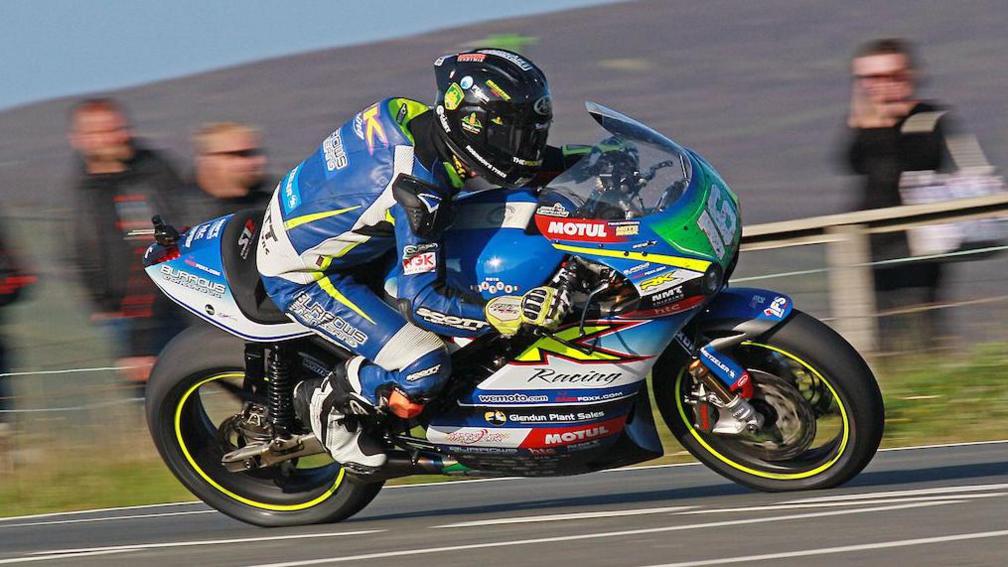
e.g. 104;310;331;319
390;175;491;338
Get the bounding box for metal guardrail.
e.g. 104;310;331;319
738;193;1008;355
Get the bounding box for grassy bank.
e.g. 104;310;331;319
2;344;1007;517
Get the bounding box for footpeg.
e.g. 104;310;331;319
221;433;327;472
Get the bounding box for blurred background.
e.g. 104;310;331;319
1;0;1006;514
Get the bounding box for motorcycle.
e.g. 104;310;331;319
143;102;883;527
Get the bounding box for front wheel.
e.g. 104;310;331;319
145;326;383;526
653;310;884;491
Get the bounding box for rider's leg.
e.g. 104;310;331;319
262;270;450;471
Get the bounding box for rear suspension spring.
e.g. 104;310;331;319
267;346;294;437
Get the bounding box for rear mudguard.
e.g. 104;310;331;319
676;287;794;354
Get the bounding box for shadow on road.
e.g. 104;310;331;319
849;460;1008;488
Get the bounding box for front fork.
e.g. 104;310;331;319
686;344;764;435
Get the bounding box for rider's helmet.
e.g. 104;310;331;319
433;48;552;187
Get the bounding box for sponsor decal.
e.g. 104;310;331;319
416;306;489;331
533;95;552;116
352;113;365;139
485;79;512;101
403;242;438;256
395;102;408;125
528;448;557;456
444;83;464;111
505;409;607;424
406;364;441;382
183;258;222;277
457;53;486;63
484;410;507;425
461;112;482;134
625;295;705;318
322;131;348;171
459;75;474;89
674;331;696;353
535;202;570;218
638;270;691;292
651;284;685;304
207;217;227;239
159;265;226;298
403;251;436;275
469;85;490;103
465;144;508;178
613;222;639;236
237;219;256;260
300;354;330;378
474;277;520;295
436;105;452;132
477;393;549;404
696;210;725;259
632;239;657;249
763;296;788;319
288;294;368;348
700;347;737;381
478;49;533;71
282;165;302;213
360;103;387;155
526;367;622;385
625;262;651;276
433;55;447;66
520;416;626;448
554;389;637;403
444;428;509;446
204;304;215;316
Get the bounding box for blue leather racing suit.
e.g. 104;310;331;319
256;98;489;406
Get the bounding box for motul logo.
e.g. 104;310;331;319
545;425;610;445
547;220;609;238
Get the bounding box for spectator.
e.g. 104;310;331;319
183;122;273;225
844;38;973;352
67;98;187;391
0;222;35;431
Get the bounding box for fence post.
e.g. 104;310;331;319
825;224;878;356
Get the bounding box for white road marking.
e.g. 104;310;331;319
0;509;216;529
23;529;384;557
638;529;1008;566
244;501;957;567
2;438;1004;523
779;482;1008;504
0;550;132;565
433;506;696;528
676;493;1006;514
0;501;204;523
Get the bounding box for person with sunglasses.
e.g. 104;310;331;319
183;122;273;223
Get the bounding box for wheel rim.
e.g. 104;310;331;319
673;343;851;480
174;371;345;511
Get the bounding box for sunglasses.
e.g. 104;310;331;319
205;148;263;158
855;71;910;83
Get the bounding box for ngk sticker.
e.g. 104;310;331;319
402;252;436;275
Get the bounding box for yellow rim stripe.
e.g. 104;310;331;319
675;342;850;480
552;244;712;272
318;276;376;324
284;206;362;230
174;372;345;511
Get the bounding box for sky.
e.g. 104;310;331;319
1;0;618;112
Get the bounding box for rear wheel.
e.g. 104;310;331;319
653;310;884;491
146;326;383;526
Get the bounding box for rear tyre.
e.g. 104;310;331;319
654;310;884;491
146;326;383;526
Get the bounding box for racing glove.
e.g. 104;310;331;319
485;286;570;337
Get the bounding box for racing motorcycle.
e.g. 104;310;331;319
143;103;884;527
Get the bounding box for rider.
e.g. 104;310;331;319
256;49;575;472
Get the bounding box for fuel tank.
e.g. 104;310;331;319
441;188;564;300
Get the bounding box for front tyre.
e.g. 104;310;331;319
145;326;382;527
654;310;884;491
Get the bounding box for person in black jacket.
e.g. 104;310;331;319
181;122;274;225
67;98;188;390
844;39;964;351
0;224;35;427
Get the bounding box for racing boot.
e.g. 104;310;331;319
292;360;387;473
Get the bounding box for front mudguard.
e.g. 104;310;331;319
677;287;794;354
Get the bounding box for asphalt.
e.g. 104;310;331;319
1;441;1006;566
